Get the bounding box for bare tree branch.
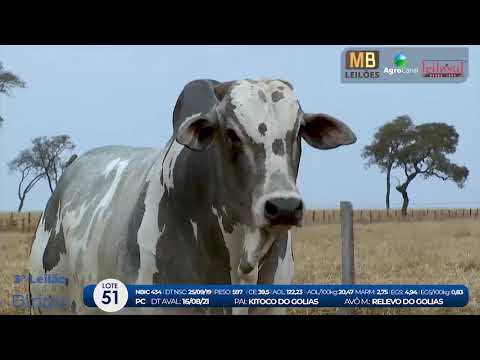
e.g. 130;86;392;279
430;172;449;181
8;135;76;209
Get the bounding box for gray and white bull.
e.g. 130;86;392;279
28;78;356;315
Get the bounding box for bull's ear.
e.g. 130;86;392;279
176;112;218;151
301;113;357;150
173;79;224;151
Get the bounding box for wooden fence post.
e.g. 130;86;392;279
341;202;354;284
9;212;14;230
340;201;355;315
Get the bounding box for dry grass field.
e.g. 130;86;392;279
290;219;480;315
0;217;479;315
0;232;33;315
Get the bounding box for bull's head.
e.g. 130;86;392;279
173;79;356;277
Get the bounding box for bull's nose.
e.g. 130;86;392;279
264;197;304;226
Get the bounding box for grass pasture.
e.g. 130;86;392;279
290;218;480;315
0;212;479;315
0;232;33;315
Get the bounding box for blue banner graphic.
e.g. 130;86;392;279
83;284;468;309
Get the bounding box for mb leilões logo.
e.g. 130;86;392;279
344;50;380;79
384;52;419;75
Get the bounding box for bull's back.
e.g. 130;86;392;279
29;145;161;314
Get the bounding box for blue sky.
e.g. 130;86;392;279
0;45;479;211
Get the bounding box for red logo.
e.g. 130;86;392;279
422;60;465;78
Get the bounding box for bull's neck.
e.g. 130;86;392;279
152;137;231;285
160;137;224;208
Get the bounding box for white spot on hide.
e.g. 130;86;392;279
190;219;198;241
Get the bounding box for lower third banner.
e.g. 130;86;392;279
83;281;468;310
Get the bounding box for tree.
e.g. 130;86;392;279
362;116;415;210
32;135;75;194
30;135;76;194
8;150;45;212
395;122;469;215
0;62;26;127
8;135;76;211
363;116;469;216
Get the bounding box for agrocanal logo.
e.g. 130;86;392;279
384;52;418;75
394;53;408;68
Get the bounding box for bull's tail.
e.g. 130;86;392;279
64;154;78;168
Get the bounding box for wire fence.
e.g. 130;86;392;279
1;207;479;232
303;207;480;226
0;212;42;232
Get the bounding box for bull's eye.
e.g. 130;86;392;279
226;129;242;145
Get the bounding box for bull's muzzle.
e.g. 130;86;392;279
264;196;304;226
